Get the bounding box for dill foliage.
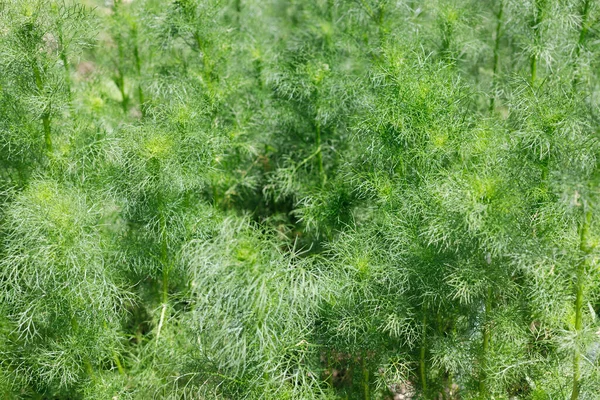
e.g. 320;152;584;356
1;0;599;399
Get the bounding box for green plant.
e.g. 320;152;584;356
1;0;599;399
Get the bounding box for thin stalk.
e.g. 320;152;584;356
530;55;538;87
42;109;52;154
132;23;145;117
113;352;125;375
194;31;212;87
162;264;168;305
156;188;169;341
235;0;242;26
530;0;545;86
573;0;591;86
113;2;129;113
326;0;334;21
436;310;450;399
32;61;53;154
489;0;504;112
376;1;387;50
325;350;333;387
420;312;427;393
156;302;167;340
103;318;126;375
480;285;492;395
357;0;375;21
57;28;71;101
315;121;325;187
570;207;592;400
80;319;94;380
115;70;129;113
115;31;128;114
377;2;385;27
362;353;370;400
574;0;591;60
84;360;94;378
137;85;145;117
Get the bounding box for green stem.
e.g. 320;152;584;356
316;121;325;187
156;188;169;340
113;352;125;375
42;109;52;154
84;360;93;378
194;31;212;86
377;2;385;27
530;55;537;87
358;0;375;21
132;24;145;117
362;353;370;400
480;285;492;395
575;0;591;60
57;28;71;101
114;15;128;113
420;312;427;393
138;85;145;116
115;66;128;113
530;0;545;86
162;264;168;305
436;310;451;398
32;61;53;154
325;350;333;387
570;207;592;400
573;0;591;86
489;0;504;112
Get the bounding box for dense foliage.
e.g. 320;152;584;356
1;0;599;398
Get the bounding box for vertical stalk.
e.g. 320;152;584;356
376;1;385;46
573;0;591;86
57;26;71;101
84;360;94;378
530;0;545;86
436;310;450;399
115;26;128;113
489;0;504;112
42;109;52;153
480;285;492;395
116;70;129;113
113;1;129;113
325;350;333;387
32;61;53;154
315;121;325;187
574;0;591;60
113;352;125;375
132;23;145;117
420;312;427;393
154;162;170;341
194;31;212;87
570;207;592;400
362;353;370;400
79;319;94;380
156;195;169;340
530;55;538;87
